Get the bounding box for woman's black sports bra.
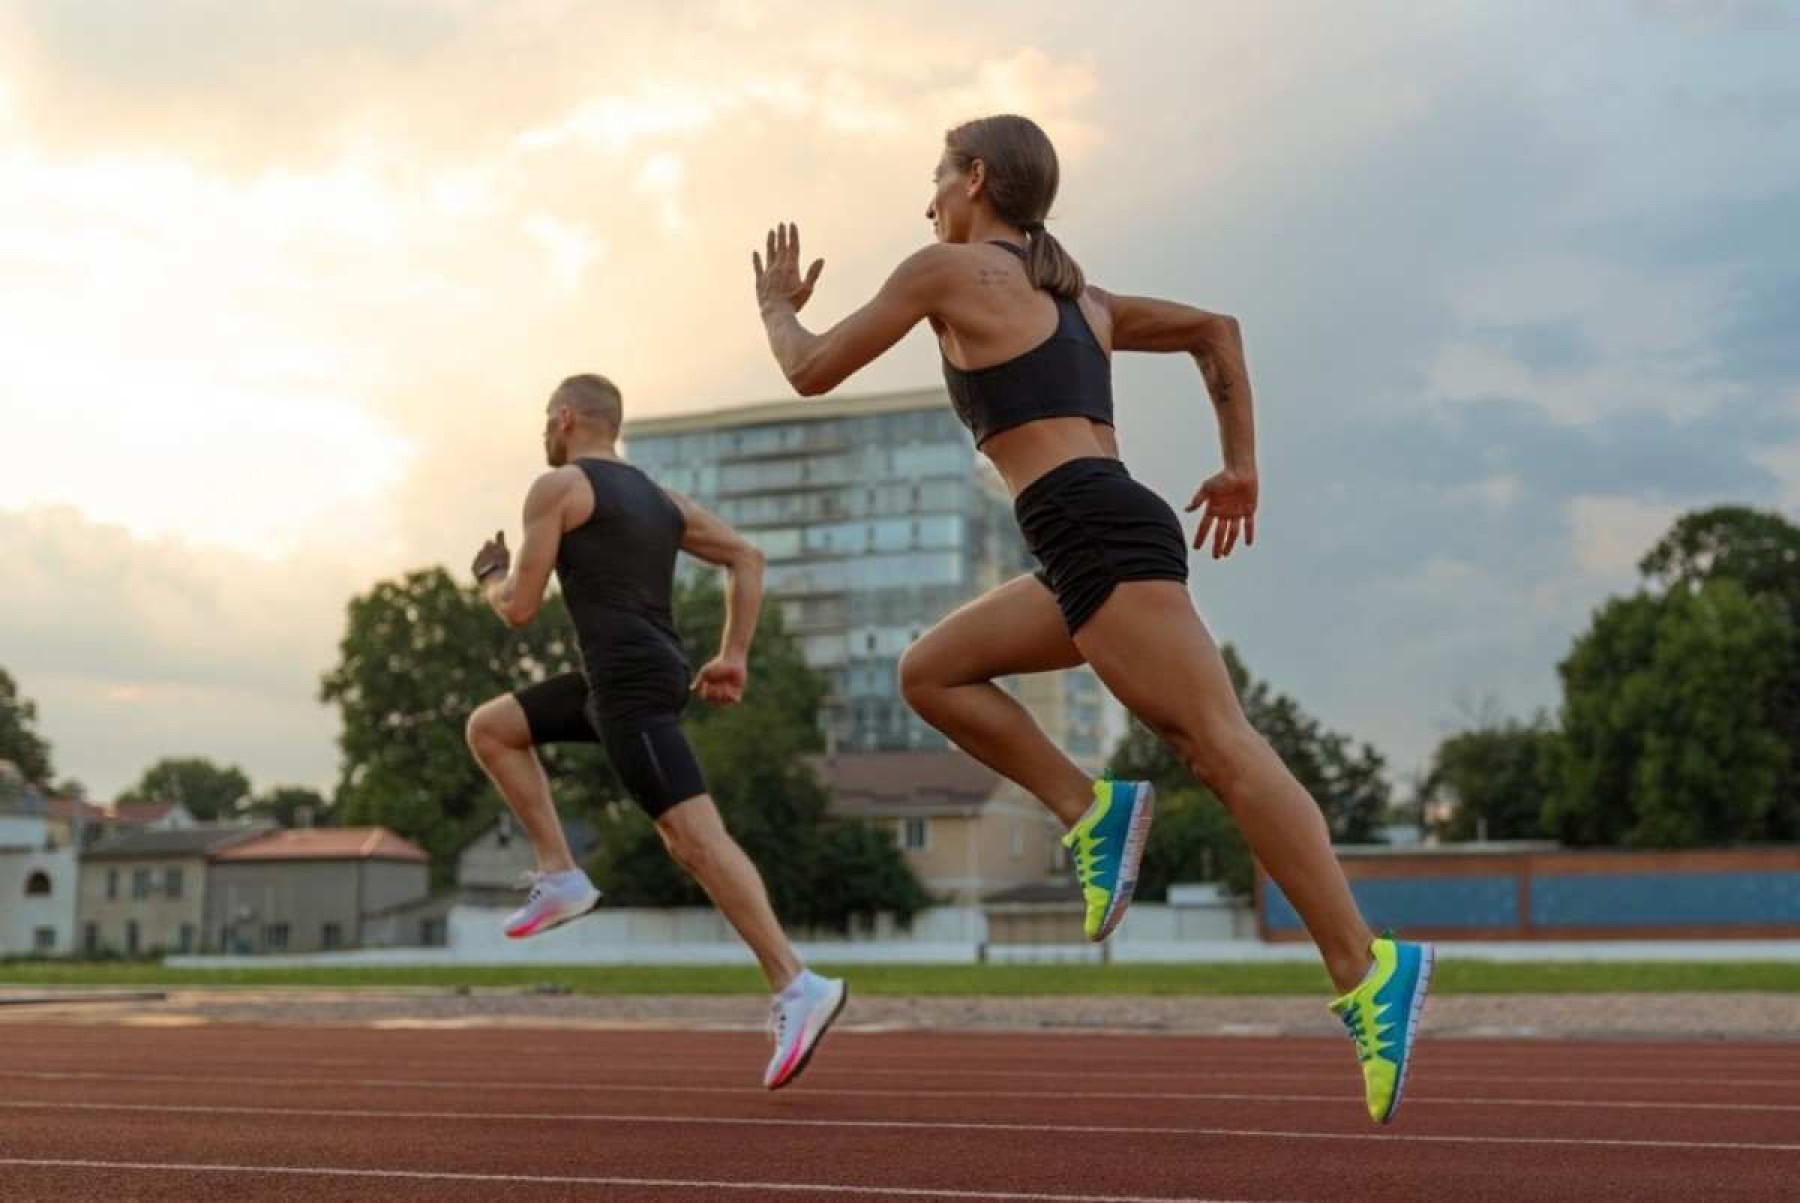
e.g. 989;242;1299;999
940;241;1114;447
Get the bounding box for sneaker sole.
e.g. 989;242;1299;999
1092;783;1156;942
767;981;848;1092
1379;942;1435;1124
505;892;603;941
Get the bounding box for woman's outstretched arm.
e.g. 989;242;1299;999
755;222;951;396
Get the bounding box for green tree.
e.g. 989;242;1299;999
245;785;334;828
0;667;54;785
1639;505;1800;604
321;567;926;926
1417;712;1558;842
590;573;928;931
1548;579;1792;846
320;568;618;884
1638;505;1800;839
1105;644;1390;898
122;757;251;821
1225;649;1390;844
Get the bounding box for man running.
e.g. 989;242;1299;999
463;373;846;1090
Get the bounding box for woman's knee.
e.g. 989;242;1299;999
898;642;945;709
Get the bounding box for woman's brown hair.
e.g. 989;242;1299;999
945;114;1084;299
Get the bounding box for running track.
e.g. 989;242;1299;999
1;1023;1795;1201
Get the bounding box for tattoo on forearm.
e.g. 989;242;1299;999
1199;353;1235;405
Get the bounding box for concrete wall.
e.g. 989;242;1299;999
1259;846;1800;941
442;902;987;963
360;859;431;919
206;859;430;953
78;855;210;954
0;845;78;955
458;822;534;890
207;861;360;953
362;893;453;949
0;814;45;847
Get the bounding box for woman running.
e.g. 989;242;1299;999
751;114;1430;1123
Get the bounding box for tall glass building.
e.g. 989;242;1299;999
626;388;1106;765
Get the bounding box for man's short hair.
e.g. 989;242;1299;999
551;374;622;433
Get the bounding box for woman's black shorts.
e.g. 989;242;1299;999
1014;457;1190;634
511;672;705;820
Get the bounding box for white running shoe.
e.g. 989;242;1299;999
763;971;847;1090
504;869;601;940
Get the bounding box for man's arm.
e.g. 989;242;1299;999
668;490;765;662
480;471;569;628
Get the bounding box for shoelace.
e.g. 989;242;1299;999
1339;1007;1373;1063
1070;835;1102;887
767;998;789;1046
515;870;546;907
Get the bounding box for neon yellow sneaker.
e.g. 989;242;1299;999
1061;779;1155;942
1329;931;1435;1124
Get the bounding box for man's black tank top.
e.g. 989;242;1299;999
940;241;1114;447
557;458;690;717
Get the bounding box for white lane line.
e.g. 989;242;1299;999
0;1159;1271;1203
3;1069;1796;1112
8;1062;1800;1093
4;1100;1798;1152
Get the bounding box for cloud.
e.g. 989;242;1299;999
2;0;1798;796
1567;496;1684;577
1;505;372;795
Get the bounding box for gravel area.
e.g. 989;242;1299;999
1;988;1795;1039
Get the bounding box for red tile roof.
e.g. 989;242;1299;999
212;827;429;864
47;796;108;823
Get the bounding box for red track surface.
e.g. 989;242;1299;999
1;1022;1796;1201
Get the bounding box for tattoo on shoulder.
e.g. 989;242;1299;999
975;266;1011;287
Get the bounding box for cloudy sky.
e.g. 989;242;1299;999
2;0;1796;801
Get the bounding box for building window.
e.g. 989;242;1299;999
33;927;55;952
106;869;118;901
132;869;151;899
322;923;343;950
126;921;140;955
164;868;183;899
421;918;446;947
175;924;194;953
265;923;290;952
24;870;51;897
901;817;929;851
84;923;99;955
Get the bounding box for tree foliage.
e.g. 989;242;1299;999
1106;644;1391;898
589;573;928;931
1417;712;1558;842
0;667;53;785
122;757;252;821
319;568;615;883
321;567;927;926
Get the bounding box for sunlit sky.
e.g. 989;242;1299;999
3;1;1797;800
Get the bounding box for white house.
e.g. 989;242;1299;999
0;810;79;955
